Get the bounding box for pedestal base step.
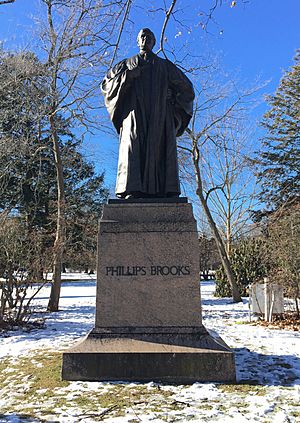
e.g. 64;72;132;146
62;327;236;383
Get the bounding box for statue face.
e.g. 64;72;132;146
137;29;155;52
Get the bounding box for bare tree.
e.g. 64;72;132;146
203;121;257;255
178;74;262;302
37;0;124;311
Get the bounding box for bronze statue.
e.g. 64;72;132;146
101;28;195;199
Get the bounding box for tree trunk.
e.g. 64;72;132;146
47;114;66;312
192;143;242;302
226;190;232;256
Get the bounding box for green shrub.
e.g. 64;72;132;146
215;238;267;297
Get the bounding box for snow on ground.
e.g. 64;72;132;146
0;279;300;422
0;279;97;358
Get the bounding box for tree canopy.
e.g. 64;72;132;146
258;50;300;211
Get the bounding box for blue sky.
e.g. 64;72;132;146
1;0;299;94
204;0;300;91
0;0;299;193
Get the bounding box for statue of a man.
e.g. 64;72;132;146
101;28;195;199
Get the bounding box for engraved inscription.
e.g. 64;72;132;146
105;265;191;277
105;266;146;276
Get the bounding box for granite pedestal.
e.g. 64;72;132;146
62;199;236;383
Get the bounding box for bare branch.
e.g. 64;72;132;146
109;0;132;68
156;0;177;58
205;184;225;202
177;144;193;154
0;0;15;4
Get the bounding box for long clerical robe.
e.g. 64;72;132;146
101;51;195;197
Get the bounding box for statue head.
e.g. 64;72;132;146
137;28;156;53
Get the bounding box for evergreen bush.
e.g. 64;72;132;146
215;238;267;297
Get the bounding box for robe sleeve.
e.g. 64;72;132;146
167;60;195;136
101;59;132;134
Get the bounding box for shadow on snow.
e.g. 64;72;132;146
0;414;46;422
235;347;300;387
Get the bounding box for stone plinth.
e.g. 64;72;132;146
96;200;202;328
62;199;236;383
